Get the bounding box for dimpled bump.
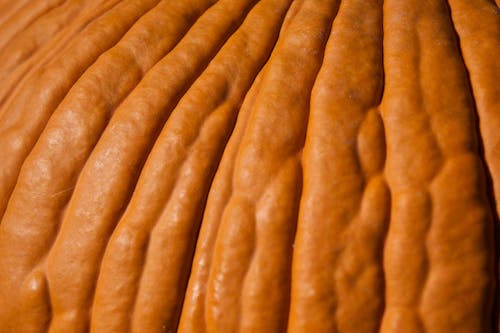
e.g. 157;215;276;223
0;0;498;332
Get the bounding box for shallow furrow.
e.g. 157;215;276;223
177;70;264;333
204;1;339;332
0;0;161;222
128;2;292;331
0;0;497;332
380;0;495;332
0;0;33;28
0;0;123;111
0;0;222;331
43;1;269;332
0;0;99;87
0;0;67;52
445;4;500;328
93;0;288;332
445;0;500;213
289;0;386;332
177;5;307;331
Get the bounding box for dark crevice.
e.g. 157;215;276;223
289;0;342;330
89;1;268;330
186;70;265;331
444;0;500;331
43;0;232;330
175;1;296;330
375;0;388;331
172;100;253;331
176;65;261;333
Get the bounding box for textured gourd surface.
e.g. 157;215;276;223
0;0;499;332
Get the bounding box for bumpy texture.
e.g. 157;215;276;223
0;0;499;332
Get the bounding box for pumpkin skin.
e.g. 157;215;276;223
0;0;498;332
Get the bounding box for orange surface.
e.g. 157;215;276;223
0;0;499;332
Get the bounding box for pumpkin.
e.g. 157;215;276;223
0;0;499;332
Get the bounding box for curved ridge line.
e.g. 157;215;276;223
0;0;124;111
45;1;233;329
444;0;499;330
